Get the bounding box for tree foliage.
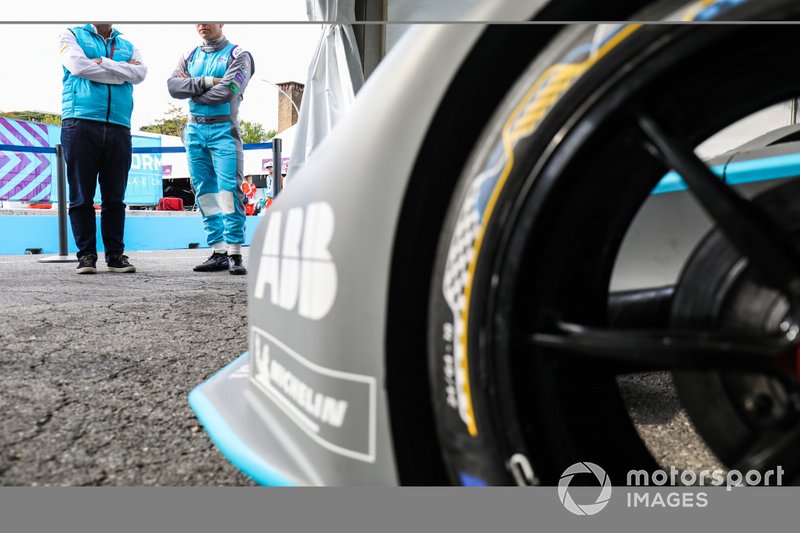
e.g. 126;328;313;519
239;120;276;144
0;111;62;125
140;104;187;137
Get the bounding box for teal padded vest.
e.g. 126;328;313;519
61;24;136;128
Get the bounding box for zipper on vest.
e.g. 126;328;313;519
104;39;112;123
106;85;111;123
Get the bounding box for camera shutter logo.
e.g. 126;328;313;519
558;462;612;516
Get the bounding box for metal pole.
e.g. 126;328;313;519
56;144;68;255
39;143;78;263
272;138;283;197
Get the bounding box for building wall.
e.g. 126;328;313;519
277;82;304;132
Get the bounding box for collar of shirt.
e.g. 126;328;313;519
200;36;230;53
90;24;115;43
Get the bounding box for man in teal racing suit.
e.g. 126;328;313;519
168;23;254;275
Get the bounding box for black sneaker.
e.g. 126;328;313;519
228;254;247;275
194;252;229;272
107;254;136;273
76;254;98;274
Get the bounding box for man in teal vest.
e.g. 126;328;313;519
58;23;147;274
168;23;255;275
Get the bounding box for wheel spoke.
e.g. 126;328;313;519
608;285;674;328
637;113;800;302
734;423;800;476
529;321;796;372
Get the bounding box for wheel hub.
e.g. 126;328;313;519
672;180;800;466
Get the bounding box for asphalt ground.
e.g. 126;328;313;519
0;249;721;486
0;249;255;486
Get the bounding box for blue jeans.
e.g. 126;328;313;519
61;118;132;258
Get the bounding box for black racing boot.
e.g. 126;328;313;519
194;252;229;272
228;254;246;275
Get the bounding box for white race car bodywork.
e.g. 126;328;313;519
189;0;777;485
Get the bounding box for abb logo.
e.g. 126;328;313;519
253;202;337;320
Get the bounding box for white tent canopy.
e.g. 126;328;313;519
286;0;365;178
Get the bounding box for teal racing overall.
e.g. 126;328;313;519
168;38;254;248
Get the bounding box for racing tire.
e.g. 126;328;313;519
427;1;800;486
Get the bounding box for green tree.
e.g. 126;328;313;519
140;104;187;137
239;120;276;144
0;111;62;125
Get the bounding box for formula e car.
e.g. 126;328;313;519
190;0;800;485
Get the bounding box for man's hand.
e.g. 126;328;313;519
213;77;223;85
175;70;189;78
91;58;102;64
128;59;141;65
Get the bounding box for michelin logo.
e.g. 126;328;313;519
254;341;348;428
250;327;377;462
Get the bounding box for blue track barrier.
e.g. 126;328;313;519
0;140;279;255
0;142;273;154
